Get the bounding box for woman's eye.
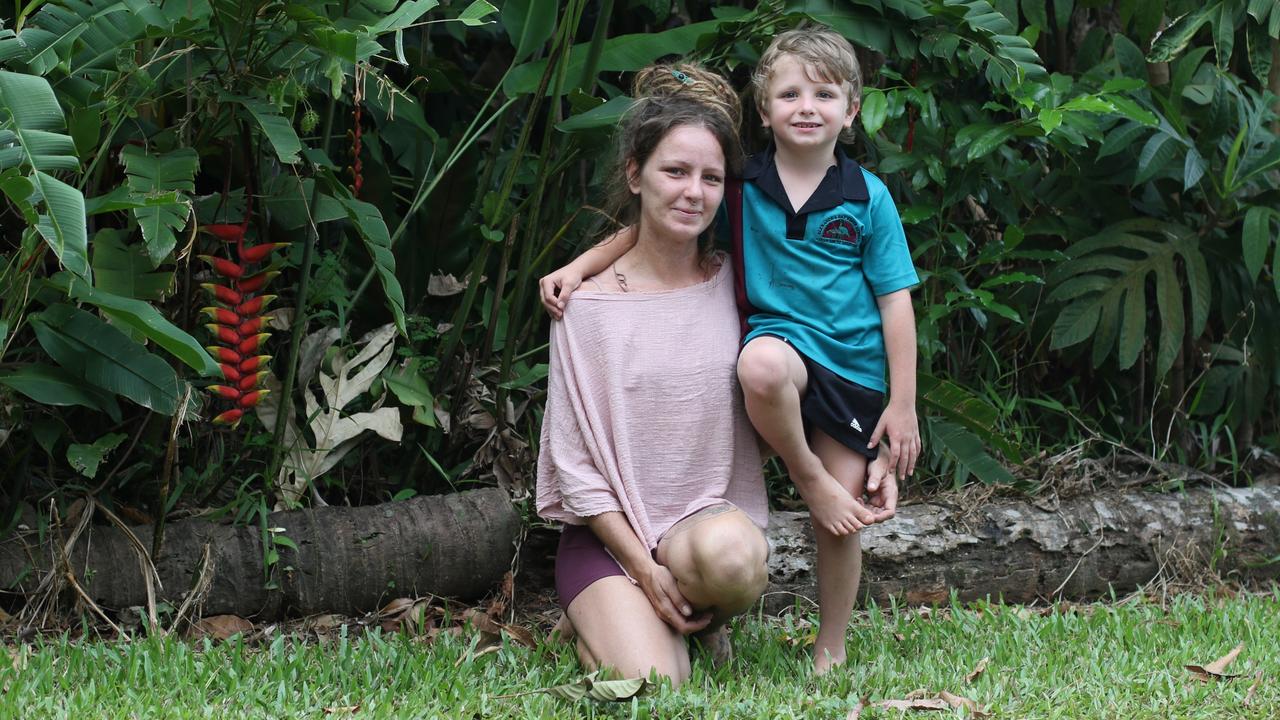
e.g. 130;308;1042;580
666;167;685;176
704;175;723;184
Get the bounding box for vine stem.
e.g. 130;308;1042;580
266;93;339;492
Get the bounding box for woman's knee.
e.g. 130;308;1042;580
687;522;768;597
736;339;792;396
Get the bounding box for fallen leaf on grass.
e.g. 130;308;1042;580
322;706;360;715
846;696;868;718
547;672;650;702
940;690;991;717
965;657;990;683
502;624;537;649
189;615;253;640
1186;642;1244;680
1243;671;1263;706
455;643;502;667
378;597;415;617
879;690;989;717
878;698;950;711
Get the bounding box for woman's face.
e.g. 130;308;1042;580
627;125;726;243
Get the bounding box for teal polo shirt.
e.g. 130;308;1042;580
734;145;918;393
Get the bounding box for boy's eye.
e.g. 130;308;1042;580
779;90;797;99
818;91;834;99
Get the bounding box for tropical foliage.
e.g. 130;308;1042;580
0;0;1277;533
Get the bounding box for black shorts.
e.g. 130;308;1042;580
792;345;884;461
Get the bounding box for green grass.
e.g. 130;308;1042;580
2;592;1278;719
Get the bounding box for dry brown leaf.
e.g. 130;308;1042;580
190;615;253;640
878;698;950;711
846;697;868;719
502;624;537;649
892;632;906;643
1243;671;1263;706
427;273;475;296
322;705;360;714
454;643;502;667
379;597;414;618
305;614;346;632
940;690;991;717
1186;642;1245;679
965;657;990;683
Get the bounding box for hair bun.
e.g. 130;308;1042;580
631;63;741;130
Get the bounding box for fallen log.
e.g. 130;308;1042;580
0;488;519;620
765;486;1280;613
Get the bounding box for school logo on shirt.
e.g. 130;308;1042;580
818;214;860;248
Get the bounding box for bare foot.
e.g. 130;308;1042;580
792;462;874;535
813;643;847;676
693;625;733;667
550;613;576;643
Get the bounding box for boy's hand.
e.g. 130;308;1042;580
539;268;584;320
868;400;920;481
865;457;898;522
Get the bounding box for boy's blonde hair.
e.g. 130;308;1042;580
751;25;863;143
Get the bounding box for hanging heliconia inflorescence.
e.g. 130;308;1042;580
198;217;288;429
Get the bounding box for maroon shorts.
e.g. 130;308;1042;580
554;524;653;611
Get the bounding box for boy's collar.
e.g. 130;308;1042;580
743;144;870;202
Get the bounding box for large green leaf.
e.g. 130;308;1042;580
1242;205;1274;283
30;304;185;414
120;145;198;266
505;20;724;95
51;274;220;376
0;70;88;282
501;0;557;62
1048;221;1209;376
556;95;634;132
1148;6;1217;63
66;432;127;478
91;229;172;301
334;195;407;334
237;98;302;164
928;419;1015;485
918;373;1019;461
0;363;122;421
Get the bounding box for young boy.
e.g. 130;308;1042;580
540;27;920;674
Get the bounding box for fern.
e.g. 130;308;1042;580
120;145;198;266
1048;219;1210;376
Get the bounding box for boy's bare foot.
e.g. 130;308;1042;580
792;463;875;535
813;643;848;676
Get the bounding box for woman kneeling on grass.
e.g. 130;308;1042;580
536;64;769;685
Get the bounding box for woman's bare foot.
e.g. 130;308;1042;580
550;613;576;643
693;625;733;667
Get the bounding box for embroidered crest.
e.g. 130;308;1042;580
818;215;860;247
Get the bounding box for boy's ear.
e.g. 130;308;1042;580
844;99;860;129
626;159;641;194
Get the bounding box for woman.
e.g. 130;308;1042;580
536;65;770;685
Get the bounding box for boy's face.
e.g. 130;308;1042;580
760;54;858;152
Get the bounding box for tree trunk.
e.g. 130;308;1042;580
765;487;1280;613
0;488;519;620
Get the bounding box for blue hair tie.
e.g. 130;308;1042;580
671;69;694;85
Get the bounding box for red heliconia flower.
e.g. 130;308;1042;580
207;346;242;364
235;295;275;315
237;271;279;293
238;243;290;264
202;223;248;243
201;219;286;430
199;255;244;279
208;385;242;400
238;354;271;373
238;390;269;408
201;307;240;326
201;283;243;306
237;333;270;355
212;408;244;427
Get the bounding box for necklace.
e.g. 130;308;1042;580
612;262;629;292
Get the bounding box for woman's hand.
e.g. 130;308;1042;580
637;562;712;635
539;267;584;320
